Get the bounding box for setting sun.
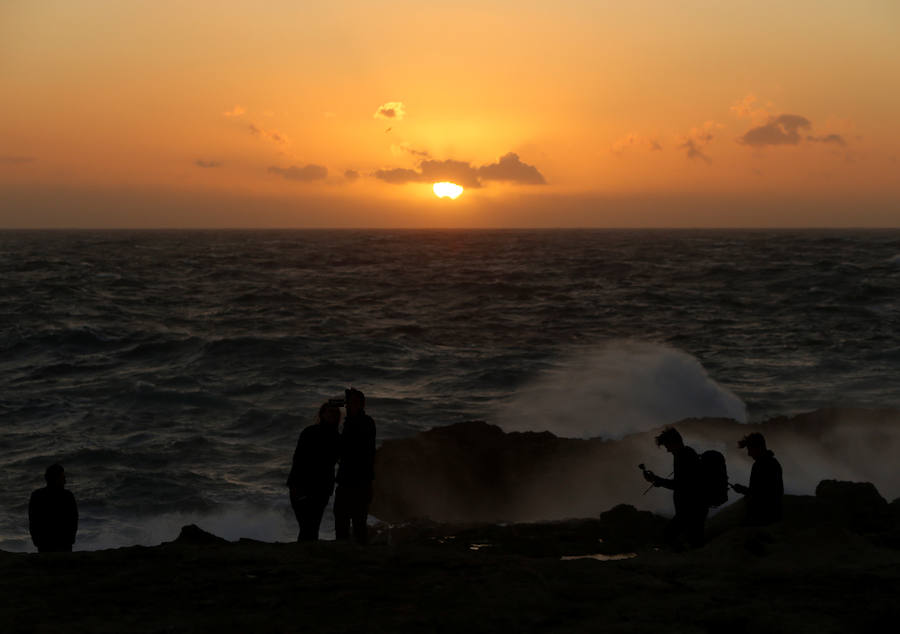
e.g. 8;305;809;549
433;182;464;200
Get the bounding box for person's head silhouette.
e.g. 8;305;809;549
738;432;767;460
655;427;684;454
318;402;341;427
45;463;65;489
345;388;365;416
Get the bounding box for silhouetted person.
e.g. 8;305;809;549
287;402;341;541
334;388;375;544
732;432;783;526
643;428;707;549
29;463;78;553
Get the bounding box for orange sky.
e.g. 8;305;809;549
2;0;899;227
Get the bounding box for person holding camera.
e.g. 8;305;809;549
287;401;342;541
732;432;783;526
642;427;707;549
333;388;376;544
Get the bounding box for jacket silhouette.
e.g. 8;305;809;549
287;423;341;499
735;450;783;525
336;411;376;487
334;388;376;544
287;404;341;541
646;428;708;549
29;465;78;553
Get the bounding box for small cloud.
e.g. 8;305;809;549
373;167;423;185
222;106;245;118
249;123;288;145
0;155;36;165
808;133;847;147
730;94;772;124
679;139;712;164
374;101;406;120
478;152;546;184
268;164;328;182
344;169;360;182
374;152;546;188
375;159;481;188
391;143;431;159
738;114;811;147
611;133;662;156
195;159;222;168
678;121;720;163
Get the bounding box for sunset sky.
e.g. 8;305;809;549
2;0;898;227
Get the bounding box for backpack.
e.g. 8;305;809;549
700;450;729;508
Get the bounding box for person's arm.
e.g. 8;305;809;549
287;431;306;491
28;492;40;548
732;483;750;495
368;418;376;480
642;469;674;489
654;476;676;490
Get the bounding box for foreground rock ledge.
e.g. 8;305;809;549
3;484;900;633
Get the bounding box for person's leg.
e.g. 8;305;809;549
664;514;684;549
686;507;708;548
290;491;305;541
351;484;373;544
333;486;351;540
299;496;329;541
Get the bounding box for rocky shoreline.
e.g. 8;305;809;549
3;479;899;633
4;408;900;632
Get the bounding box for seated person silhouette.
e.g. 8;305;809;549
732;432;783;525
29;463;78;553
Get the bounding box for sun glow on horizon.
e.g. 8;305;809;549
433;182;464;199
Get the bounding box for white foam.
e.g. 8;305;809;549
495;341;747;439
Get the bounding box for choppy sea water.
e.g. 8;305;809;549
1;229;899;550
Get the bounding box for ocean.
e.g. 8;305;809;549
1;229;899;550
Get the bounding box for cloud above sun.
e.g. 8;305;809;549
374;153;546;188
374;102;406;121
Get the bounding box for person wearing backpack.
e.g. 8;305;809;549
732;432;783;526
642;427;708;549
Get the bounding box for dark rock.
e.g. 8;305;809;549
371;408;900;524
597;504;667;550
815;480;892;533
173;524;228;546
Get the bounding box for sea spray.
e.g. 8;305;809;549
494;341;747;439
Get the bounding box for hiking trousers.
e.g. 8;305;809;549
291;491;330;541
333;483;373;544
